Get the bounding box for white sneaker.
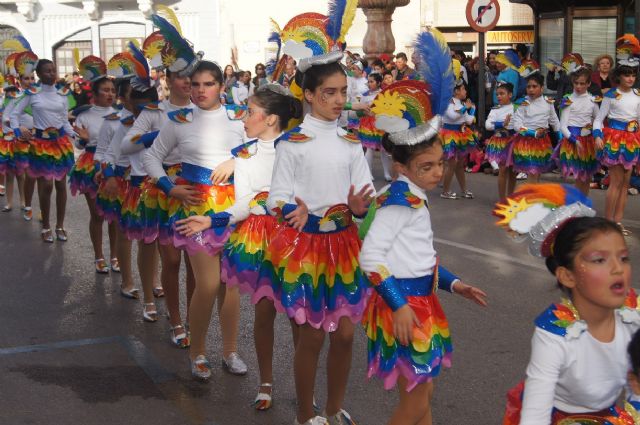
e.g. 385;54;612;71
294;416;328;425
516;172;528;180
222;352;248;375
324;409;356;425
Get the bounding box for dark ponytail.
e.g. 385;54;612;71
251;86;302;131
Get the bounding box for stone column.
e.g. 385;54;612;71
358;0;410;61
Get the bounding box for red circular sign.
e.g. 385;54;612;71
466;0;500;33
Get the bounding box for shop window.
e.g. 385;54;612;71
572;18;616;66
55;41;92;78
100;38;143;62
539;17;564;86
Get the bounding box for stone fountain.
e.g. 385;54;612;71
358;0;411;61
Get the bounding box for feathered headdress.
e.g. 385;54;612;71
561;53;585;74
518;59;540;78
415;29;455;117
78;55;107;82
151;14;202;76
127;41;152;91
5;52;21;77
616;34;640;68
494;183;595;257
2;36;32;54
451;58;464;87
14;51;38;76
143;31;167;70
266;18;286;81
107;52;136;79
496;49;521;71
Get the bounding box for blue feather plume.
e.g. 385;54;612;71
127;41;151;89
326;0;347;43
415;30;455;116
504;49;521;69
15;35;32;52
151;14;195;63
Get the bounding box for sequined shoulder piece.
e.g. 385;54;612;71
57;86;71;96
618;288;640;325
24;85;41;95
225;104;248;121
71;104;93;119
120;114;135;127
140;101;162;111
376;180;426;210
635;89;640;97
593;95;603;103
167;108;193;124
103;112;120;121
248;191;270;215
605;89;620;99
280;126;314;143
559;95;572;111
338;128;361;144
544;96;555;104
534;299;586;339
231;140;258;159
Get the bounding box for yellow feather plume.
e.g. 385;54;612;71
155;5;182;35
338;0;358;44
73;48;80;69
2;39;27;53
129;38;141;49
270;18;281;36
452;58;461;80
0;74;4;87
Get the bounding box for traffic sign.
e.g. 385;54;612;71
466;0;500;33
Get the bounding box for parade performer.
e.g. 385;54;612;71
508;60;560;183
440;76;477;199
593;34;640;234
68;55;119;273
496;183;640;425
555;55;600;195
1;55;35;213
176;83;303;410
1;37;35;220
10;58;76;243
265;2;374;423
143;54;243;380
360;29;487;425
485;81;516;199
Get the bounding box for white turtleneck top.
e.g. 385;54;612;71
3;95;33;132
485;103;515;131
593;88;640;132
74;105;115;149
143;105;245;181
442;98;476;125
10;84;74;135
225;136;280;224
267;114;372;217
512;95;560;132
559;92;599;139
101;110;134;168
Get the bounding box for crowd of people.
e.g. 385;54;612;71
0;2;640;425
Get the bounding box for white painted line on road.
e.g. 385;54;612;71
434;237;547;271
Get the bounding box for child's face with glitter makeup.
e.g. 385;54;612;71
304;71;347;122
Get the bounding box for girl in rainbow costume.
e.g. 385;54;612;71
176;84;303;411
0;52;35;213
485;81;516;200
143;59;244;382
593;34;640;235
360;30;487;425
508;60;560;183
10;58;76;243
264;3;373;423
496;183;640;424
555;56;601;195
67;55;119;274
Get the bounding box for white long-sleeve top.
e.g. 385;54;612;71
231;83;249;105
143;105;245;181
485;103;515;131
359;175;436;278
3;95;33;132
267;114;372;217
225;136;279;224
520;305;640;424
9;84;73;135
512;95;560;132
559;92;600;139
442;98;475;125
593;88;640;132
74;105;115;149
121;100;193;166
102;111;134;168
94;110;124;163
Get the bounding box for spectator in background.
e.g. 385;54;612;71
515;43;529;62
281;56;296;88
253;63;268;89
71;81;90;107
591;54;616;94
371;59;385;74
493;50;521;105
156;69;169;100
381;70;394;89
231;70;251;105
222;64;237;104
394;52;415;80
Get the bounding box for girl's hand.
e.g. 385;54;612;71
169;185;201;206
348;184;375;217
453;281;488;307
465;99;474;109
504;114;511;127
93;169;103;184
595;137;604;150
18;127;32;141
73;125;89;141
211;159;235;185
103;177;119;198
175;215;212;237
285;196;308;231
393;305;421;346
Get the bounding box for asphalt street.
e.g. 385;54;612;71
1;164;639;425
